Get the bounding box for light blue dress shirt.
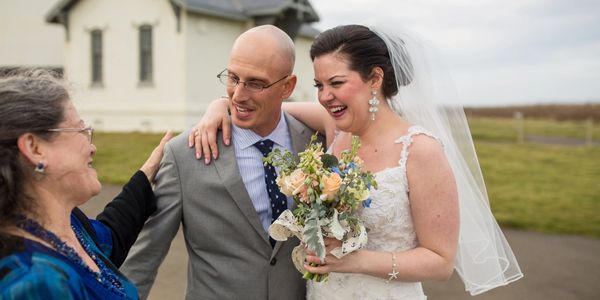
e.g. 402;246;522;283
231;115;294;233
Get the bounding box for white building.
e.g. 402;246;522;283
45;0;320;132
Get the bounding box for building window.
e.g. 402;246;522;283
91;29;103;85
139;25;153;83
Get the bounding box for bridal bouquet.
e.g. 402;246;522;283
266;134;377;282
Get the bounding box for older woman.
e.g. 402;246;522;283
0;69;171;299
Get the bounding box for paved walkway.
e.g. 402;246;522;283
81;184;600;300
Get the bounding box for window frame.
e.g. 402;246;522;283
139;24;153;84
90;29;103;86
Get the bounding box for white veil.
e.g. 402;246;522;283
369;25;523;295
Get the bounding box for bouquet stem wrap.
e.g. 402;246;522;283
265;134;376;282
270;209;368;280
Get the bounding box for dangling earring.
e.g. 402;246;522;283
34;162;46;177
368;91;379;121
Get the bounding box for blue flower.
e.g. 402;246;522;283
362;198;372;208
330;166;342;175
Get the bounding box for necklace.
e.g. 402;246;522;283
17;217;126;297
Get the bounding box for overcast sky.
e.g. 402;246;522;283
309;0;600;106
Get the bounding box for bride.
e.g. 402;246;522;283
192;24;522;299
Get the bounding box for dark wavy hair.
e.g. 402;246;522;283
310;24;413;99
0;69;68;227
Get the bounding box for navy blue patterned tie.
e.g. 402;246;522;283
254;139;288;224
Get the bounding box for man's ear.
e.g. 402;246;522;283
17;133;45;166
281;74;297;99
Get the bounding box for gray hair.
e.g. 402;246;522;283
0;69;69;226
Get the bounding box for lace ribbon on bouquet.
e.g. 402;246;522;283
269;209;368;273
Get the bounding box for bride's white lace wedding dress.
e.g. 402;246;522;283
307;126;436;300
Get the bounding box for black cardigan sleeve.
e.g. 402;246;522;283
96;170;156;267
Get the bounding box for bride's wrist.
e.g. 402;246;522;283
385;252;398;283
352;249;372;274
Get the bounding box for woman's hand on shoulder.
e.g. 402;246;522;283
140;131;174;183
188;97;231;164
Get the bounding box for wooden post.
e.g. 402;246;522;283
514;111;524;144
586;117;593;147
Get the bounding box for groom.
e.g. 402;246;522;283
120;25;318;299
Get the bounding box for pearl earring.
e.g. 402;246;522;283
368;91;379;121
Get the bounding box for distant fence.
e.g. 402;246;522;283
513;112;595;146
465;104;599;146
465;104;600;121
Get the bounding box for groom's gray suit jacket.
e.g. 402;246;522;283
121;113;319;300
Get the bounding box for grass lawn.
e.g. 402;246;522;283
93;119;600;238
93;132;171;184
475;142;600;238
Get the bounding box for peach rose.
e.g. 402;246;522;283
279;169;307;197
321;172;342;201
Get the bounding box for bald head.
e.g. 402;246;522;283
231;25;295;74
225;25;298;137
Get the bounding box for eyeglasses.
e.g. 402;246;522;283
47;126;94;143
217;69;289;93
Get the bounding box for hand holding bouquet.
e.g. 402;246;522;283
266;134;377;282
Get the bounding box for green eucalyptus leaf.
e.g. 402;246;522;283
303;208;326;261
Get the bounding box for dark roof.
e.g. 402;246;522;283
299;24;320;38
47;0;319;23
46;0;77;23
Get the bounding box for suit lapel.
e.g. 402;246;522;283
286;112;313;214
271;113;322;256
213;138;270;246
213;115;322;254
285;112;317;155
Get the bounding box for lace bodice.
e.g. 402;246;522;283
308;126;438;300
